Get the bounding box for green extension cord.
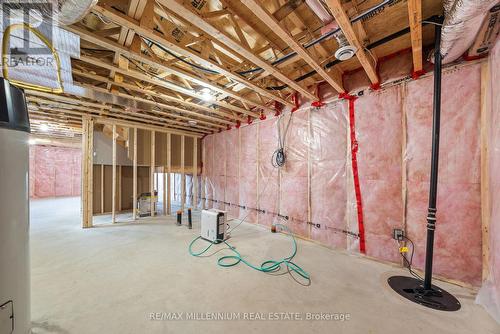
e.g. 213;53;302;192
188;224;310;280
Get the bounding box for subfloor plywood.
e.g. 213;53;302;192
29;197;499;334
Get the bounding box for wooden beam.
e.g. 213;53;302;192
82;116;94;228
167;133;172;215
193;138;198;208
480;61;491;281
101;164;104;214
89;5;293;107
74;58;253;120
74;26;271;113
133;127;138;220
163;166;167;215
118;165;122;212
151;130;156;217
112;124;117;223
26;92;207;137
181;134;185;211
407;0;423;73
240;0;344;93
157;0;315;100
325;0;379;85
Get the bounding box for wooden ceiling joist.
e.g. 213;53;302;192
32;103;208;136
88;4;293;107
76;55;257;119
29;93;215;133
407;0;423;73
239;0;344;94
26;91;210;136
156;0;316;100
325;0;379;85
31;101;211;135
72;25;270;114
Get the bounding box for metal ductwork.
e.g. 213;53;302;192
306;0;356;61
431;0;498;63
5;0;98;25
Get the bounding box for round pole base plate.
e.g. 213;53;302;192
388;276;461;311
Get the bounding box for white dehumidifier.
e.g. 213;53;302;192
201;209;228;243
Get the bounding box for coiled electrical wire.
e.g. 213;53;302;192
272;112;293;168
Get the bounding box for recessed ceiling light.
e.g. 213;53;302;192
188;120;197;126
39;123;49;132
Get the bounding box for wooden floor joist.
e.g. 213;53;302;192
88;5;294;107
325;0;379;85
157;0;316;101
239;0;345;94
407;0;423;73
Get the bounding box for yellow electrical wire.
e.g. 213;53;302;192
2;23;63;93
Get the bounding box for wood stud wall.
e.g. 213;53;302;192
82;118;199;226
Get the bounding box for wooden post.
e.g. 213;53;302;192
163;166;167;215
133;127;138;220
181;135;185;211
167;133;171;215
480;61;491;281
82;116;94;228
193;137;198;208
201;136;206;210
118;165;122;212
151;130;156;217
100;164;104;214
112;124;117;223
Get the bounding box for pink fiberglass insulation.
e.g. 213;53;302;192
477;39;500;323
310;102;349;249
355;87;404;263
280;109;309;237
257;117;280;227
225;129;239;218
200;60;485;287
212;133;226;211
239;125;258;223
30;145;81;198
405;63;482;286
203;135;214;209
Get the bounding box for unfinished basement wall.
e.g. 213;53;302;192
29;145;81;198
202;59;486;287
477;39;500;323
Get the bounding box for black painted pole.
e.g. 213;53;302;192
423;21;442;291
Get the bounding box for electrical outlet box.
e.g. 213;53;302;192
393;229;404;241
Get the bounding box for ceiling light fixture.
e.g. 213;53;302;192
39;123;49;132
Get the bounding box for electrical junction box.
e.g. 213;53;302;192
201;209;227;243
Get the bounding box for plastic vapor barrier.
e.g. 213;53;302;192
201;61;486;287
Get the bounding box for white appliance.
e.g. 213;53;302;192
201;209;228;243
0;78;30;334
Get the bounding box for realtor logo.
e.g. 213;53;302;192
2;0;54;56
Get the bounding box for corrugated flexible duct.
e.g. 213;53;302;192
5;0;98;25
432;0;498;63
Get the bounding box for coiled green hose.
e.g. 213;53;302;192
188;224;310;280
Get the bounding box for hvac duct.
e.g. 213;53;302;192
431;0;498;63
306;0;334;24
306;0;356;61
4;0;98;25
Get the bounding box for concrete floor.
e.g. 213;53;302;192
30;197;499;334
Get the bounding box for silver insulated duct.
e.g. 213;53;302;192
4;0;98;25
432;0;498;63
